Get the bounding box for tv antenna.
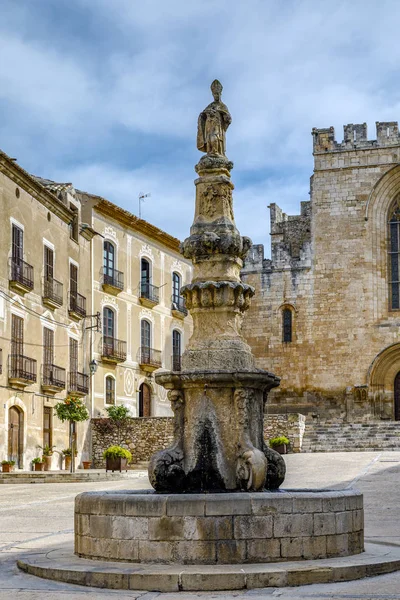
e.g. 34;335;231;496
139;192;151;219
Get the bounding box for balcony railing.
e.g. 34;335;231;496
138;346;162;370
102;267;124;291
171;295;188;317
10;258;34;291
8;354;37;383
68;371;89;395
138;282;160;306
102;336;127;363
171;354;182;371
43;277;63;307
69;291;86;318
42;363;66;390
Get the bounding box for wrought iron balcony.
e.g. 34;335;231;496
171;295;188;319
43;277;63;308
171;354;182;371
101;336;127;363
68;371;89;396
8;354;37;386
9;258;34;294
41;363;66;392
69;291;86;319
102;267;124;294
138;346;162;372
138;282;159;308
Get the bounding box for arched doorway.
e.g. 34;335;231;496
139;383;151;417
8;406;23;468
394;372;400;421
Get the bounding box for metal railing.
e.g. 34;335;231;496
139;282;160;303
43;277;63;306
69;291;86;318
8;354;37;382
10;258;34;290
42;363;66;389
171;353;181;371
102;267;124;291
138;346;162;368
68;371;89;395
171;295;188;316
102;337;127;362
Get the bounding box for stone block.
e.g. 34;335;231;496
332;564;366;582
148;516;184;541
98;495;126;516
348;530;364;554
292;493;323;513
166;494;205;516
89;515;113;539
335;511;353;534
77;514;90;536
112;516;148;540
326;533;349;557
353;509;364;531
138;540;174;562
90;536;119;559
118;539;139;561
274;514;313;537
302;535;327;559
216;540;247;563
251;493;293;515
205;493;251;516
287;567;333;586
322;493;346;512
86;571;129;590
129;573;179;592
314;513;336;536
234;515;273;539
174;541;216;564
180;571;246;591
246;570;288;588
183;516;232;540
124;494;166;517
280;537;303;559
246;538;281;561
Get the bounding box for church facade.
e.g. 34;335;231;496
242;121;400;422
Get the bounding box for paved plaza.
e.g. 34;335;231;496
1;452;400;599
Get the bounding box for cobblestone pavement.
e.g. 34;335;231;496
1;452;400;599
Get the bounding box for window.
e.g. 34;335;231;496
69;203;79;242
141;258;150;295
43;327;54;367
172;272;181;304
103;241;115;278
44;246;54;281
43;406;52;448
70;263;78;296
282;309;292;343
69;338;78;374
141;319;151;350
172;330;181;371
11;314;23;357
105;376;116;405
389;200;400;309
12;224;23;263
103;307;115;339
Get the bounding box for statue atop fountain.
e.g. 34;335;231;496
149;81;285;493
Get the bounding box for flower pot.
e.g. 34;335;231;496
64;456;71;471
34;462;44;472
43;455;52;471
273;444;287;455
1;464;13;473
106;457;128;472
82;461;92;470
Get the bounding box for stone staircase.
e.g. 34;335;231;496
301;421;400;452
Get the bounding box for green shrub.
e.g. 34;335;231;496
54;397;89;423
103;446;132;461
105;405;130;421
269;435;289;448
37;444;55;456
32;457;43;464
1;460;15;465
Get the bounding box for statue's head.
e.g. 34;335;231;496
211;79;223;102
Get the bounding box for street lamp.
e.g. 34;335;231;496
89;359;98;376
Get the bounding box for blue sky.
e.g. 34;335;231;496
2;0;400;254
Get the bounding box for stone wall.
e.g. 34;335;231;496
91;413;306;467
91;417;174;468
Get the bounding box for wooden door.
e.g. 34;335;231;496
139;383;151;417
394;372;400;420
43;406;52;448
8;407;22;467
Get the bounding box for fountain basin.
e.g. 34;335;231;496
75;489;363;564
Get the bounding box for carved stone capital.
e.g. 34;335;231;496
181;281;254;312
181;232;252;261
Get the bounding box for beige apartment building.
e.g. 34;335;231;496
0;150;92;469
0;147;192;469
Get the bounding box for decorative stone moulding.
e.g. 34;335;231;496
181;281;254;312
180;231;252;262
195;153;234;175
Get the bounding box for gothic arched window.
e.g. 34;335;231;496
282;308;292;343
389;200;400;310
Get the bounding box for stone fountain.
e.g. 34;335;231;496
20;83;372;592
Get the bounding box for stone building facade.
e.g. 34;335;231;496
242;121;400;422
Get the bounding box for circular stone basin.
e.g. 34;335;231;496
75;489;364;565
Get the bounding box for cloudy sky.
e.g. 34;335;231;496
1;0;400;253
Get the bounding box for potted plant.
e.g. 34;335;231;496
269;435;290;455
54;396;89;473
62;448;77;471
82;460;92;470
1;460;15;473
32;457;44;472
38;444;55;471
103;446;132;472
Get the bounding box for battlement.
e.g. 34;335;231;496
312;122;400;153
